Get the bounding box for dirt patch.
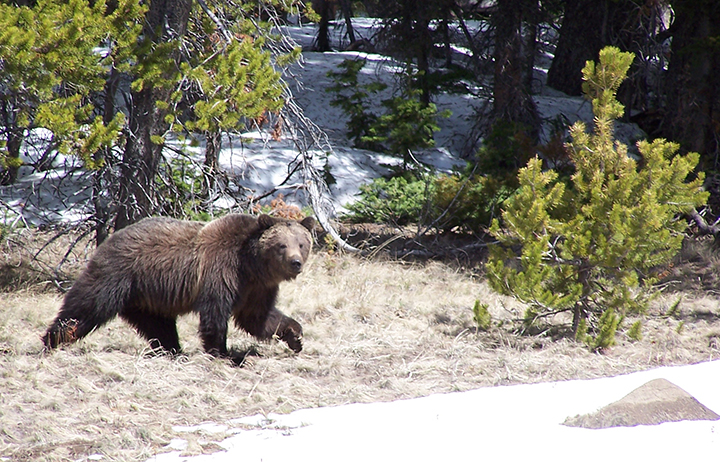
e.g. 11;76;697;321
334;223;490;266
564;378;720;428
660;236;720;295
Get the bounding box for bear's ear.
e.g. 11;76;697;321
300;216;315;231
257;214;278;230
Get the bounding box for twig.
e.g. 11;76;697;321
196;0;233;43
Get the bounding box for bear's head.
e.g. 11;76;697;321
257;215;315;282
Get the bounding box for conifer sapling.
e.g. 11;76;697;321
487;47;708;349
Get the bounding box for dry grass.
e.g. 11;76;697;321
2;242;720;461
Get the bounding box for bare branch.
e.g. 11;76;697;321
689;208;720;236
196;0;233;43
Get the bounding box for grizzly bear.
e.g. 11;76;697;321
42;213;314;358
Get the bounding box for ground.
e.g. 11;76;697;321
1;231;720;461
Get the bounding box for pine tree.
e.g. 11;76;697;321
0;0;143;184
363;88;448;170
487;47;708;349
1;0;298;237
326;59;387;149
160;2;297;210
326;58;449;171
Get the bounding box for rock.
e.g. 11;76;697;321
563;378;720;429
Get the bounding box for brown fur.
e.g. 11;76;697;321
42;214;314;358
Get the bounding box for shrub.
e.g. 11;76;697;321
486;47;708;349
363;88;449;169
344;173;433;225
430;170;513;233
475;120;536;185
327;59;450;170
472;301;492;331
426;120;539;235
252;194;306;220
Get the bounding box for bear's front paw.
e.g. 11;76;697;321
279;320;303;353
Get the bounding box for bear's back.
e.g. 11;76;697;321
92;217;205;313
196;214;261;251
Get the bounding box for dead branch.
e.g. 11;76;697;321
689;208;720;236
264;14;362;254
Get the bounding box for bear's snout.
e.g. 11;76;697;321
290;258;303;273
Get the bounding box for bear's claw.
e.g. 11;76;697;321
281;330;303;353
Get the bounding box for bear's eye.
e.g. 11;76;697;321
299;243;304;249
279;244;287;250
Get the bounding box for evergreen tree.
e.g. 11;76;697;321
326;58;448;170
311;0;333;52
115;0;302;229
169;20;286;201
1;0;301;240
373;0;452;106
326;59;387;149
548;0;668;117
363;87;448;170
0;0;142;185
487;47;708;349
113;0;194;230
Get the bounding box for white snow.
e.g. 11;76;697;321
148;360;720;462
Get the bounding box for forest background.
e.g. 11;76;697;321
2;0;719;239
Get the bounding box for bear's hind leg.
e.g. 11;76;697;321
43;314;109;349
120;308;182;354
43;285;122;349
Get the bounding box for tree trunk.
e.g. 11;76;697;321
0;100;22;186
548;0;641;99
203;129;221;199
522;0;539;91
94;68;122;246
0;127;21;186
313;0;333;52
547;0;608;96
415;16;432;107
339;0;356;44
440;13;452;68
399;1;432;106
492;0;540;140
661;0;720;169
114;0;192;230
